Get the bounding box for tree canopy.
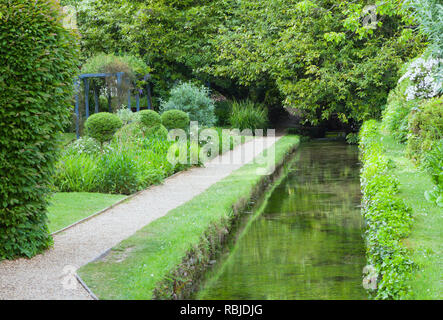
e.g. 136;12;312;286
72;0;424;126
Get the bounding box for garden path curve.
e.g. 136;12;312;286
0;135;281;300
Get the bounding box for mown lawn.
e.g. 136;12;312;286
381;134;442;300
47;192;126;233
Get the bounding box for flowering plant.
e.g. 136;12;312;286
398;57;442;101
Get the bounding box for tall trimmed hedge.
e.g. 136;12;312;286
0;0;80;259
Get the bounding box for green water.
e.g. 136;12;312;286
197;141;367;300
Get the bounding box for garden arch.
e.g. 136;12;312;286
74;72;152;138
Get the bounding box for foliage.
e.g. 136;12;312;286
54;136;180;195
81;53;150;78
345;133;359;145
398;56;442;101
422;140;443;207
138;110;162;129
161;110;190;131
0;0;80;259
406;96;443;160
404;0;443;84
113;122;144;144
54;153;99;193
214;100;232;127
145;124;169;139
381;78;417;143
203;0;422;126
160;82;217;127
229;100;268;131
64;137;101;156
116;106;135;125
359;120;414;299
85;112;123;144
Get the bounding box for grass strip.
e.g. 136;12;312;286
380;134;442;300
47;192;126;233
78;135;300;300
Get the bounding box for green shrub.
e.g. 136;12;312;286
381;80;417;143
160;82;217;127
214;100;232;127
54;153;99;193
359;120;414;299
406;96;443;161
345;132;359;145
161;110;190;130
139;110;162;129
113;122;144;144
422;139;443;206
116;106;135;125
229;100;268;131
85;112;123;144
96;147;141;195
64;137;101;156
145;125;168;139
0;0;80;259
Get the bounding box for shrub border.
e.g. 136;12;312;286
359;120;414;299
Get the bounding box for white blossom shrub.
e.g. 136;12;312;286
398;57;443;101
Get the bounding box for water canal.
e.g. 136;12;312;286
196;141;367;299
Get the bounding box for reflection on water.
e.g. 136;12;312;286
197;141;367;300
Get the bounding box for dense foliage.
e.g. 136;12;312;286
160;82;217;127
85;112;123;144
161;110;190;131
229;100;268;132
0;0;80;259
72;0;422;127
55;136;180;195
359;120;414;299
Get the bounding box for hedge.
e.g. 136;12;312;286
0;0;80;259
359;120;414;299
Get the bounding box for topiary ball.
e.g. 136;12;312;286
161;110;190;130
85;112;123;144
138;110;161;129
145;124;169;139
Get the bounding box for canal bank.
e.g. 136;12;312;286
77;135;301;299
196;141;367;300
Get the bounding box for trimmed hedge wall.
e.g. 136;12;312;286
0;1;80;259
359;120;414;299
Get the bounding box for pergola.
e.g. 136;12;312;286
74;72;152;138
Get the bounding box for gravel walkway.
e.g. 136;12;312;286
0;135;281;300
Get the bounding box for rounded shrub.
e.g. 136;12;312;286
0;1;80;259
138;110;162;129
161;110;190;130
160;82;217;127
145;124;169;139
85;112;123;144
113;122;144;144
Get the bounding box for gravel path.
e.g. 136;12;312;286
0;135;281;300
